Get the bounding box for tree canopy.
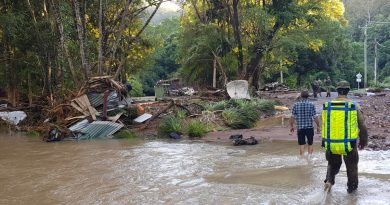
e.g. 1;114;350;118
0;0;389;105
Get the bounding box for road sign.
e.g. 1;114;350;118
356;73;362;90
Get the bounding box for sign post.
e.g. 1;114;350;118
356;73;362;90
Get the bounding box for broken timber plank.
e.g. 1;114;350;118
70;102;89;116
81;95;97;120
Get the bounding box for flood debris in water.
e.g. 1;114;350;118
230;134;258;146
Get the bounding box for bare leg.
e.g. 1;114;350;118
308;145;313;155
300;145;305;155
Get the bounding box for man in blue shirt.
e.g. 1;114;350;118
290;90;321;155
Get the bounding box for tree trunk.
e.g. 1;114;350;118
50;0;79;85
213;57;217;88
97;0;105;74
113;0;163;80
28;71;33;106
191;0;204;23
212;51;228;87
230;0;244;77
47;55;54;104
109;0;132;74
72;0;91;79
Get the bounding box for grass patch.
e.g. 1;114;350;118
252;99;277;115
204;101;228;111
26;130;41;138
187;120;208;138
222;108;257;129
158;114;183;135
220;99;277;129
176;109;188;119
113;130;138;139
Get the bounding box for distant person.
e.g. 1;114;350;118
322;81;368;193
290;90;321;156
311;80;319;98
317;78;322;97
325;76;332;97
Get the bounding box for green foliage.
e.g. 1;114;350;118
176;109;188;119
222;108;256;129
158;114;183;135
204;101;228;111
114;130;138;139
383;77;390;84
128;77;144;97
26;131;41;138
187;120;208;138
251;99;277;115
220;99;276;129
140;18;180;95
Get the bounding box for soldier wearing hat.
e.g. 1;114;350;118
322;80;368;193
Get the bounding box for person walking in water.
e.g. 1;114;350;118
290;90;321;156
325;76;332;97
322;81;368;193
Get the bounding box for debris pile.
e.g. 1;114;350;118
261;82;289;92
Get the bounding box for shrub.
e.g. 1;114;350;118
114;130;138;139
222;108;257;129
204;101;227;111
187;120;208;137
158;114;183;134
128;77;144;97
176;109;187;119
220;99;278;129
252;99;276;115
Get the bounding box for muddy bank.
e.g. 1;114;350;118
203;116;322;143
360;92;390;151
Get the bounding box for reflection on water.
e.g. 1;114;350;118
0;130;389;205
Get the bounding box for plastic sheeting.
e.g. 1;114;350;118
0;111;27;125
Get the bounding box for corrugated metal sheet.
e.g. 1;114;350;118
87;91;119;108
77;121;123;140
68;119;90;132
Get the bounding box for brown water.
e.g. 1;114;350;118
1;129;390;205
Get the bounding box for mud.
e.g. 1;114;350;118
360;92;390;150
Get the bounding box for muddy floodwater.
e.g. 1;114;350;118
1;130;390;205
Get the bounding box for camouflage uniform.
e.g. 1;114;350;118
325;77;332;97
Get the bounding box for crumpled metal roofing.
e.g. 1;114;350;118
87;91;119;108
68;119;90;132
76;121;123;140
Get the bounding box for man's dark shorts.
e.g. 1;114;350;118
297;128;314;145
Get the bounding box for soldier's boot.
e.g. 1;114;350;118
347;184;358;193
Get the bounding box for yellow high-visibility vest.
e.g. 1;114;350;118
322;101;359;155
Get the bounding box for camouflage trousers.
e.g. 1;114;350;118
324;148;359;190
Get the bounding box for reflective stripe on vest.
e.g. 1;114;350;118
322;101;359;155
